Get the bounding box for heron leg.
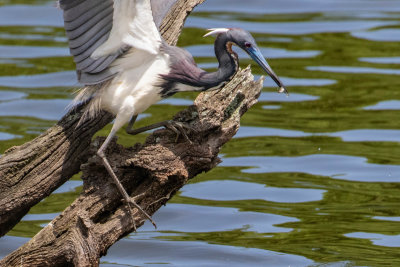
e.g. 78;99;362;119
97;128;157;229
126;117;193;143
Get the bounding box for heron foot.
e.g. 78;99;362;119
124;197;157;230
163;120;193;144
125;116;195;144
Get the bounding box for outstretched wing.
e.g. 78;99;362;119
59;0;176;85
151;0;177;28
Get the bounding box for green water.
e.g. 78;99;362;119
1;1;400;266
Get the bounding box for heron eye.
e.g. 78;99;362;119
245;42;252;48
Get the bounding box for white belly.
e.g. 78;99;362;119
100;50;170;117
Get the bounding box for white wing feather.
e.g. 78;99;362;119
91;0;161;59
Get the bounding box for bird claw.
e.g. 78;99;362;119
122;197;157;230
164;120;194;144
120;198;137;231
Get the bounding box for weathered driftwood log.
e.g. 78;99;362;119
0;0;205;238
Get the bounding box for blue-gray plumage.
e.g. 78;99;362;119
59;0;287;229
160;28;287;97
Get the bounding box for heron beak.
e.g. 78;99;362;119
247;47;288;95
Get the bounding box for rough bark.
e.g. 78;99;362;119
0;0;264;266
0;0;205;238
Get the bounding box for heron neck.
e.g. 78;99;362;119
201;35;238;88
159;37;239;97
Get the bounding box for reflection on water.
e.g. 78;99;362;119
0;71;79;88
0;132;20;141
374;216;400;222
360;56;400;64
180;180;326;203
307;66;400;75
262;76;336;87
221;154;400;182
352;28;400;42
364;100;400;110
187;17;399;35
194;0;400;14
0;99;69;120
102;234;314;267
259;92;318;102
1;0;400;266
330;129;400;142
0;4;62;27
0;90;26;102
0;45;69;58
141;203;299;233
344;232;400;248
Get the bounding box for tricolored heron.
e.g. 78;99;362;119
59;0;287;227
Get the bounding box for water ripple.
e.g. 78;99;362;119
237;126;400;143
181;180;325;203
359;57;400;64
0;99;69;120
0;91;26;102
102;236;314;267
363;100;400;110
0;71;79;88
0;132;21;141
373;216;400;222
186;17;399;35
0;45;69;59
330;129;400;143
221;154;400;182
345;232;400;248
0;33;66;42
140;203;298;233
195;0;400;14
307;66;400;75
259;92;319;102
261;76;336;87
0;5;63;27
352;29;400;42
236;126;307;138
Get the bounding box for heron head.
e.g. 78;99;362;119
204;28;288;95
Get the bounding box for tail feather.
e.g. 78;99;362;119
67;81;110;127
